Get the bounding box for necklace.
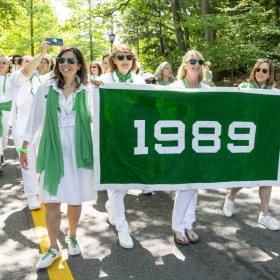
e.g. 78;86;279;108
64;80;76;87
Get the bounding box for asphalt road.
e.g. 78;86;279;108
1;130;280;280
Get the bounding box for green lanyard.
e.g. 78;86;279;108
57;93;77;115
2;73;7;94
30;74;42;95
183;78;201;88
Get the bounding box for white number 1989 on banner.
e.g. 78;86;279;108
134;120;256;155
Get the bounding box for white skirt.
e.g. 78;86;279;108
39;123;97;205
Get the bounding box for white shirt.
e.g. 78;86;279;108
170;80;210;89
9;70;51;126
0;74;12;103
97;71;146;84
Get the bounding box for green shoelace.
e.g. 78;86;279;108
42;248;58;260
68;237;79;248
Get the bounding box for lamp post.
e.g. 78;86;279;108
108;31;115;52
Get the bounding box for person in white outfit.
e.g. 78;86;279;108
20;46;97;269
0;54;12;174
96;44;146;249
170;50;210;245
154;62;175;86
223;59;279;231
11;54;21;73
10;42;53;210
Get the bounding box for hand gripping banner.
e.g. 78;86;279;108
93;84;280;191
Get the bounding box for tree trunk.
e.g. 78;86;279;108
30;0;34;56
159;23;165;55
170;0;186;51
200;0;215;42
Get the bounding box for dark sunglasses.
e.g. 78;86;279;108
90;65;97;68
114;54;134;61
255;68;269;74
186;59;204;65
0;61;8;65
145;79;157;84
57;57;80;65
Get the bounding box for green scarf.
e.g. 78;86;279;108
0;101;12;137
116;71;131;83
243;81;272;89
36;86;93;196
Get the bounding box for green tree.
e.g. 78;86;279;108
0;0;62;56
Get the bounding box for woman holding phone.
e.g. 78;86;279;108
10;41;54;210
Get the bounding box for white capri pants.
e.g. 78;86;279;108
107;190;128;232
172;189;198;233
1;111;10;151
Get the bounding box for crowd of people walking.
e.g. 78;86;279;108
0;40;279;269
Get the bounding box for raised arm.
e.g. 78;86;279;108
21;40;50;78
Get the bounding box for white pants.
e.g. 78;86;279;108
1;111;10;152
107;190;128;232
172;189;198;233
12;122;39;197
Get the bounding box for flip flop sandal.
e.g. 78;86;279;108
174;233;190;245
185;229;199;243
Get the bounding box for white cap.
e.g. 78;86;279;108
142;72;155;80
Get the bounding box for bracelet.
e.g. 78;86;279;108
17;147;29;154
34;57;41;63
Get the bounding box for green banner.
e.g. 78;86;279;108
93;84;280;190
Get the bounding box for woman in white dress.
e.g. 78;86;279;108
170;50;209;245
96;44;145;249
20;46;97;269
0;54;12;174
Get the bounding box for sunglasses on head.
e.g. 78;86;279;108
145;79;157;84
90;65;97;68
114;54;134;61
57;57;80;65
0;61;8;65
186;59;204;65
255;67;269;74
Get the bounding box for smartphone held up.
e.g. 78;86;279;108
45;38;63;46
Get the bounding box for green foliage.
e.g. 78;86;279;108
0;0;279;80
0;0;62;56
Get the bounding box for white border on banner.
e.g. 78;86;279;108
93;84;280;191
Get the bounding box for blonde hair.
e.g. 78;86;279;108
108;44;138;73
154;62;175;82
247;59;275;86
177;50;205;82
